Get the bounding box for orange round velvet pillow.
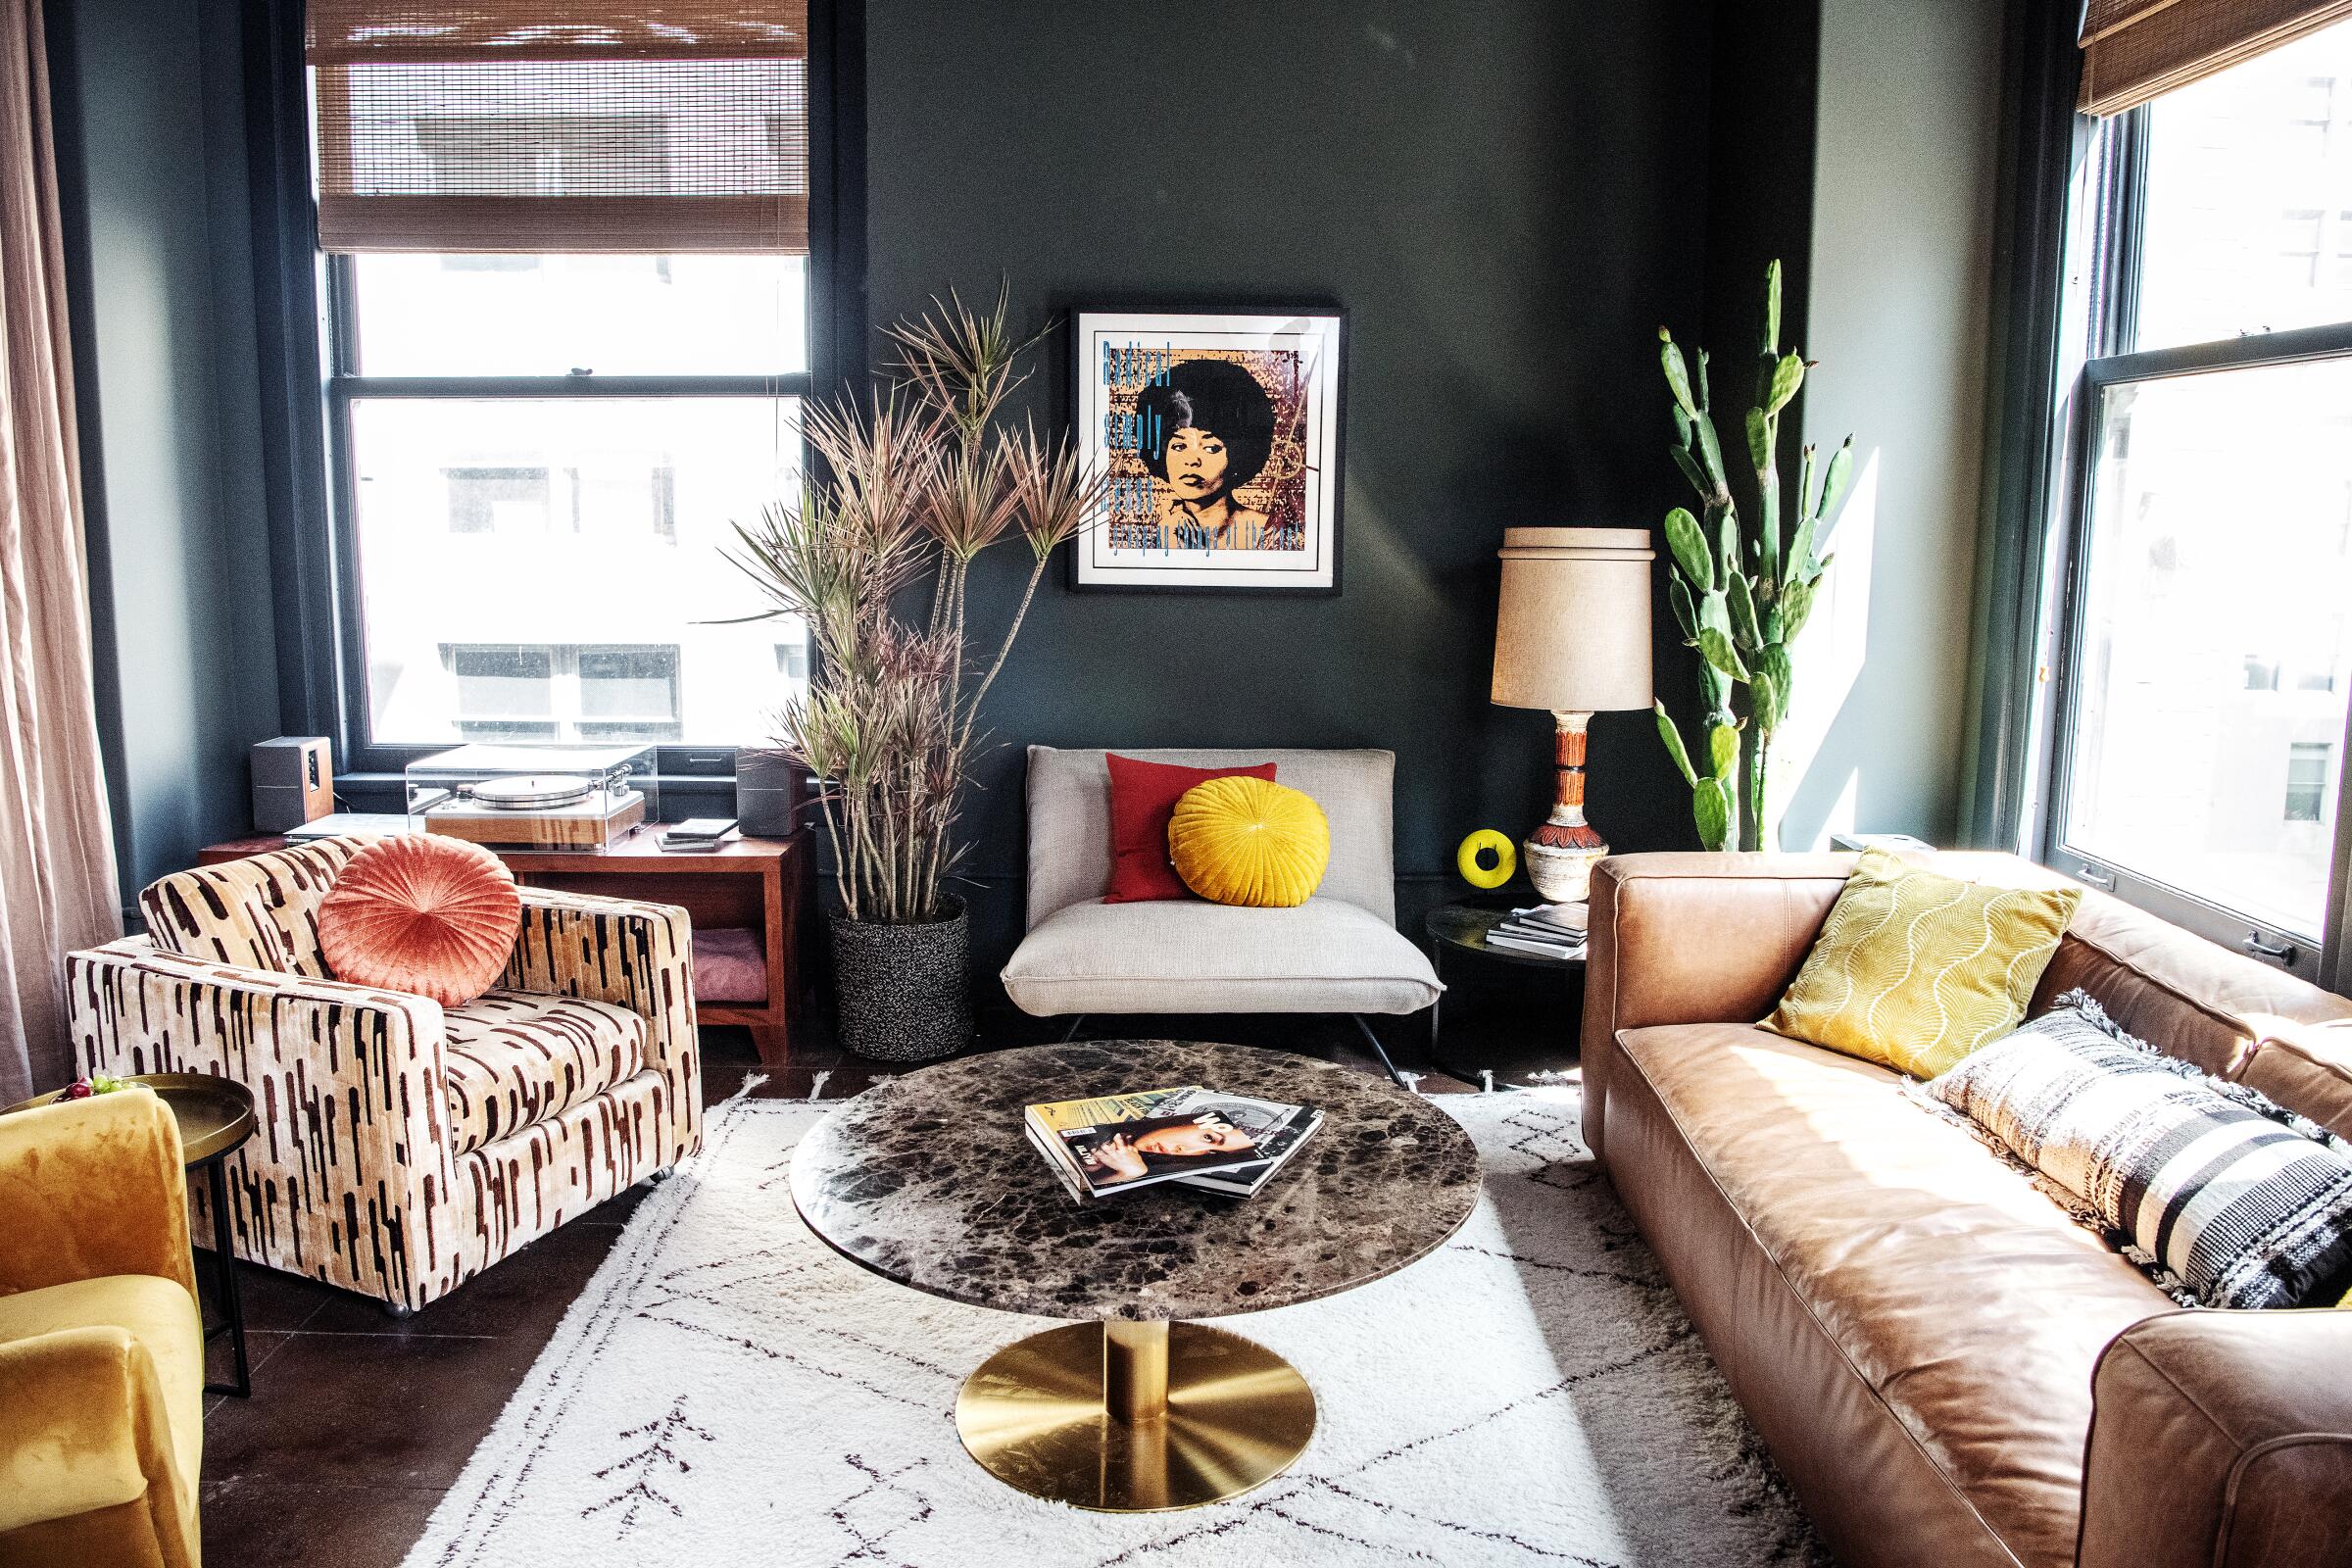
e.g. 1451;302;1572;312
318;836;521;1006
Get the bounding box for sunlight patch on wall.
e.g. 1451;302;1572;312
1773;447;1880;850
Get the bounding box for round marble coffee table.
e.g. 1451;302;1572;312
790;1040;1481;1513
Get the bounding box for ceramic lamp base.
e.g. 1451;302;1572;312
1523;710;1606;904
1524;826;1606;904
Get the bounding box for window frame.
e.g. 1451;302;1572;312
242;0;859;792
322;259;812;770
2031;104;2352;988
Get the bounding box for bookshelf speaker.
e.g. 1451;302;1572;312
736;748;801;837
252;736;332;832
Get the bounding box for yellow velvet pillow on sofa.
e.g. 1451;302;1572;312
1167;776;1330;908
1762;849;2082;1078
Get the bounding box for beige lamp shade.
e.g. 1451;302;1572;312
1491;526;1655;712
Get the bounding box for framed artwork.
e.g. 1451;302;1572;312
1070;308;1346;594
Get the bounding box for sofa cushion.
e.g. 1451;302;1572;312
2032;890;2352;1080
0;1273;203;1521
1764;848;2080;1078
1928;993;2352;1309
441;990;647;1154
1613;1021;2170;1568
692;925;767;1004
1000;896;1441;1016
2240;1018;2352;1143
318;835;520;1005
1169;775;1329;907
1103;754;1277;903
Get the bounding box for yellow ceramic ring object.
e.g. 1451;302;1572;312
1457;829;1517;889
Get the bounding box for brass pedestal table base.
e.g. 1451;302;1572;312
789;1044;1480;1517
955;1319;1316;1511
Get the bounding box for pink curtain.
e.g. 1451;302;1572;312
0;0;120;1102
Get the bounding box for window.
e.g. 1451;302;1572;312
2282;209;2327;289
445;466;550;534
304;4;815;760
2040;19;2352;981
2288;742;2333;822
445;643;684;743
450;644;554;740
2291;76;2338;155
2132;25;2352;349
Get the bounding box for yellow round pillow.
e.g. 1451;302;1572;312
1168;776;1331;907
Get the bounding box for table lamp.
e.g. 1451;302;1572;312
1491;526;1655;904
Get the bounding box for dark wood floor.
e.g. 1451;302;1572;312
195;1001;1578;1565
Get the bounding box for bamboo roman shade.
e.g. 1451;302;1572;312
2081;0;2352;115
308;2;808;253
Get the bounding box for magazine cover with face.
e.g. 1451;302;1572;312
1024;1085;1323;1201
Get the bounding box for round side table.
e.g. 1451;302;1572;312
7;1074;259;1396
791;1041;1481;1513
1424;900;1587;1090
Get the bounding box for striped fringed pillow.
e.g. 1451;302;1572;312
1927;991;2352;1310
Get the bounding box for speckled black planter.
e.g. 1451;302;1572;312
828;898;972;1062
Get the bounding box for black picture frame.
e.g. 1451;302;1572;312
1065;304;1348;597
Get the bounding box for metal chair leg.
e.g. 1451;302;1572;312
1057;1014;1088;1044
1348;1014;1412;1090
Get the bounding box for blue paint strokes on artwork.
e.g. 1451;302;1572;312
1100;340;1175;388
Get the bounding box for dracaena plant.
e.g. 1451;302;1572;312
727;284;1106;923
1651;260;1854;852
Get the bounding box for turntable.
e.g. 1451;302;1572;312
407;744;656;852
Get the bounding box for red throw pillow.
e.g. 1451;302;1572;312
318;836;522;1006
1103;755;1277;903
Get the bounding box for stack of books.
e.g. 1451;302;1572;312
1024;1085;1323;1202
1483;901;1588;959
659;817;741;851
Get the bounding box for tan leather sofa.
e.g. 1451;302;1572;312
1583;853;2352;1568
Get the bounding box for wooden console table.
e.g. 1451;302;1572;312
197;831;809;1066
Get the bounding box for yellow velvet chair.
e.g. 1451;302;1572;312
0;1088;204;1568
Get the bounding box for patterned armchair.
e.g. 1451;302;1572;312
64;839;702;1314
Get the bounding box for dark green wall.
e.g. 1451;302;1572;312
863;0;1715;972
45;0;2007;976
47;0;279;907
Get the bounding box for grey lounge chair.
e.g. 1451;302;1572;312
999;747;1444;1082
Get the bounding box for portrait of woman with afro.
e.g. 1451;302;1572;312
1136;357;1280;551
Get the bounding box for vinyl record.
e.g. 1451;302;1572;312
470;774;594;809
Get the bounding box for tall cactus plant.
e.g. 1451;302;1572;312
1652;260;1853;852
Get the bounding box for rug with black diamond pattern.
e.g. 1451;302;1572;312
401;1086;1825;1567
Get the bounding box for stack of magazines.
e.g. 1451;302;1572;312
1024;1085;1323;1202
659;817;741;851
1484;901;1588;958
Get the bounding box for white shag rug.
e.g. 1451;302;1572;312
402;1087;1824;1568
